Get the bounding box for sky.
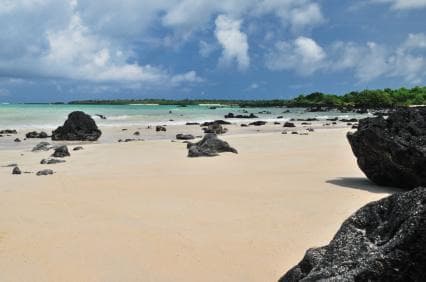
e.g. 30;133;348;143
0;0;425;102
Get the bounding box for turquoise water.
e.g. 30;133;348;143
0;103;365;130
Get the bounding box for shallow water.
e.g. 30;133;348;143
0;103;367;130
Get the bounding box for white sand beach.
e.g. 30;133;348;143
0;127;396;282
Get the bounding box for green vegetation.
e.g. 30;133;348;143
69;86;426;108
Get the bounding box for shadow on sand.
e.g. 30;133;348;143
326;177;402;194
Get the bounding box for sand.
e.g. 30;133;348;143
0;127;397;282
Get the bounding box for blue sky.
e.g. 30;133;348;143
0;0;425;102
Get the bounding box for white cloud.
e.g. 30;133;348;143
214;15;250;70
331;33;426;83
0;0;201;87
265;36;326;75
371;0;426;10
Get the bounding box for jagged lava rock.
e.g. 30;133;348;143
280;187;426;282
52;111;101;141
347;107;426;189
187;133;237;157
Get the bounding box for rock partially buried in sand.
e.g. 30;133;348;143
347;107;426;190
249;121;267;126
40;158;66;164
176;134;195;140
52;111;102;141
32;142;52;152
51;145;70;158
36;169;54;176
73;146;84;151
187;133;237;157
279;187;426;282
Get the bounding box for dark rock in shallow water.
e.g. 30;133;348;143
52;111;102;141
133;131;140;136
95;114;107;120
280;187;426;282
36;169;54;176
12;166;21;175
51;145;70;158
14;138;21;142
32;142;52;152
176;134;195;140
26;131;48;138
186;122;200;126
40;158;66;164
224;112;258;119
347;107;426;189
187;133;237;157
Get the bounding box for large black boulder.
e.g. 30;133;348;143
52;111;102;141
347;107;426;189
280;187;426;282
187;133;238;157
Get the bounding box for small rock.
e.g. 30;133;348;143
36;169;54;176
32;142;52;152
283;122;296;128
249;121;267;126
14;138;21;142
176;134;195;140
133;131;140;136
156;125;167;132
73;146;84;151
51;145;70;158
12;166;21;175
40;158;66;164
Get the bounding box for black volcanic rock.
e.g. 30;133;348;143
12;166;21;175
347;107;426;189
249;121;267;126
279;187;426;282
202;123;228;134
176;134;195;140
284;122;296;128
32;142;52;152
224;112;258;119
51;145;70;158
201;120;231;126
41;158;66;164
52;111;102;141
26;131;48;138
36;169;54;176
187;133;237;157
0;129;17;134
156;125;167;132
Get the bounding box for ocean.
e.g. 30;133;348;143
0;103;367;130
